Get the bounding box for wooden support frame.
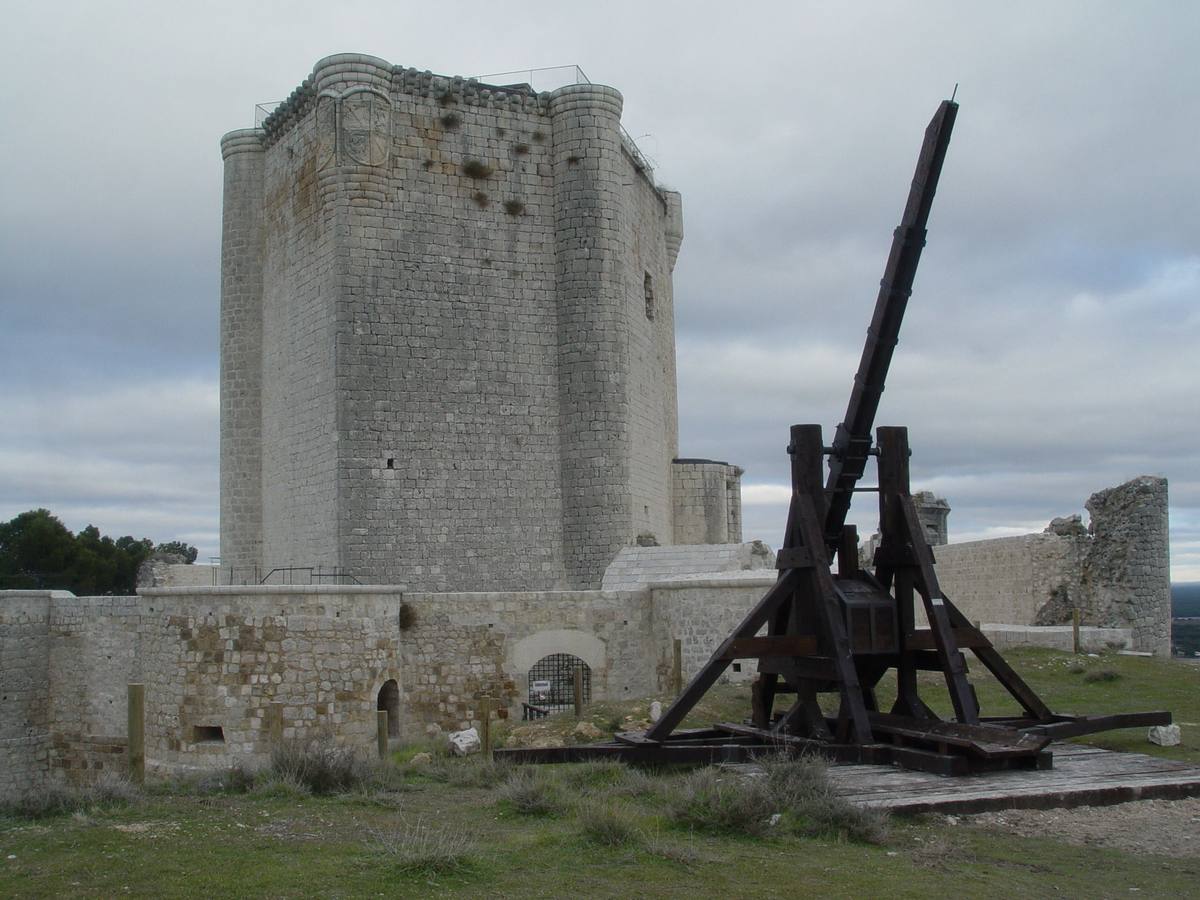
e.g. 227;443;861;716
497;97;1171;776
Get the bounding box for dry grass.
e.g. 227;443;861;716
368;816;476;874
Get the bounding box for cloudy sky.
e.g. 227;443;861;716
1;1;1196;580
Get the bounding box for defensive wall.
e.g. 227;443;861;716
933;476;1171;654
0;576;766;800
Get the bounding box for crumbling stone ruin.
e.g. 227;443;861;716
933;476;1171;654
220;53;742;591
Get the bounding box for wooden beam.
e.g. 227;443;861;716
644;568;802;741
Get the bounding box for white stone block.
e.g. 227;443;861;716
448;727;481;756
1147;724;1180;747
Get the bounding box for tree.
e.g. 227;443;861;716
0;509;161;595
154;540;198;564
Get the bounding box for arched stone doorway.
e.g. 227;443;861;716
528;653;591;711
377;679;400;738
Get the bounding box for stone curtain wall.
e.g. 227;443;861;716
935;476;1170;653
934;534;1083;626
649;573;776;685
222;55;697;592
0;593;52;800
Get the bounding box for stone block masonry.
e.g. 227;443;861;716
0;580;760;796
934;476;1171;654
220;54;742;592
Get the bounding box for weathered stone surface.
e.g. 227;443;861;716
1147;724;1181;747
448;727;481;756
572;721;602;740
219;55;742;592
934;477;1171;654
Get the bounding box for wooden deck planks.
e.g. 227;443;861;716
827;743;1200;814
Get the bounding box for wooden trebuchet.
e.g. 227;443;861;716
496;99;1170;774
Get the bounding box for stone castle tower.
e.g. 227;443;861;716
220;54;742;591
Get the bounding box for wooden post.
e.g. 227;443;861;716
377;709;389;758
127;683;145;785
1073;609;1082;655
672;638;683;695
479;697;494;759
573;667;584;718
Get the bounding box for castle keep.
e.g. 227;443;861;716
221;54;741;590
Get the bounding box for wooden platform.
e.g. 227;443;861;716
825;743;1200;814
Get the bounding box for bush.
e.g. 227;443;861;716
461;159;493;179
192;763;256;795
249;773;311;799
578;801;641;847
496;768;565;816
6;773;140;819
560;761;629;793
1084;668;1121;684
425;755;513;789
662;755;887;843
368;817;476;875
760;754;888;844
269;737;374;795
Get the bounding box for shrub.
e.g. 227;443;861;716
472;191;490;209
578;801;641;847
461;159;494;179
502;199;525;216
1084;668;1121;684
560;761;629;793
496;768;565;816
513;143;531;156
6;773;140;819
369;817;476;875
664;767;775;836
192;763;256;795
425;755;513;789
662;755;887;843
269;737;373;795
609;766;661;801
439;112;461;130
250;773;311;799
760;754;888;844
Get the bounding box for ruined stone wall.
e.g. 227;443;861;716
934;476;1170;653
934;533;1083;627
0;593;52;800
222;55;706;591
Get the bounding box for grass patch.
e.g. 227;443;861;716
1083;668;1121;683
424;755;513;789
496;767;565;816
269;736;374;795
664;767;776;836
4;773;140;819
577;801;641;847
368;816;476;874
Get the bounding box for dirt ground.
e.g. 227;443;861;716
963;797;1200;858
